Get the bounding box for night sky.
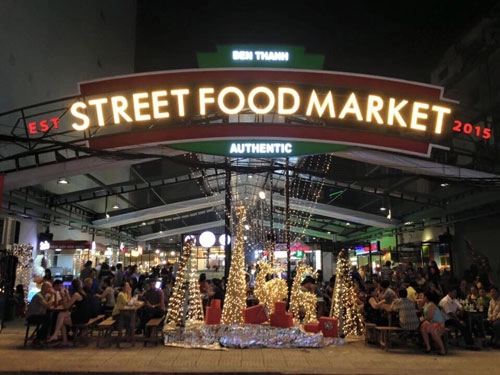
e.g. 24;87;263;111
135;0;498;83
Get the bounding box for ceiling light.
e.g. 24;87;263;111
440;183;449;187
57;178;69;184
259;191;266;200
112;196;120;209
379;206;387;211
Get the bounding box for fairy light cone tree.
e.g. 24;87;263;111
185;243;204;324
165;240;194;328
221;206;247;324
329;250;363;336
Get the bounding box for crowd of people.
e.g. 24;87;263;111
352;260;500;353
20;257;500;351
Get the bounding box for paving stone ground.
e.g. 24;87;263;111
0;317;498;375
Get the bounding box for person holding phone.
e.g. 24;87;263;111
136;278;165;335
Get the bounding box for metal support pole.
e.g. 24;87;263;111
269;173;274;265
224;161;232;279
286;158;291;305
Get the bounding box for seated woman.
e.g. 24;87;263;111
420;291;446;355
96;277;115;316
46;279;90;346
111;281;132;336
363;286;389;326
466;285;479;306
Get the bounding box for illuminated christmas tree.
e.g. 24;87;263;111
185;244;204;324
329;250;363;336
289;264;317;324
221;206;247;324
165;240;194;328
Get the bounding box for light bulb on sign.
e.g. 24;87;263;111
39;240;50;251
219;234;231;246
199;231;216;248
184;234;196;244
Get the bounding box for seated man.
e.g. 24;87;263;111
137;278;165;335
301;275;323;297
83;277;102;318
379;280;397;305
439;286;477;349
484;286;500;347
26;281;55;344
390;289;420;331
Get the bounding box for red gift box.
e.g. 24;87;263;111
205;306;222;325
270;312;293;328
274;301;287;314
211;299;221;309
319;317;338;337
304;322;320;333
243;304;268;324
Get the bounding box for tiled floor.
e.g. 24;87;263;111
0;317;498;375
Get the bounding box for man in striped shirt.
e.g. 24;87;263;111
381;261;393;282
391;289;420;330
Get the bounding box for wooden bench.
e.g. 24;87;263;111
96;316;116;348
143;316;165;347
71;314;106;346
375;326;420;351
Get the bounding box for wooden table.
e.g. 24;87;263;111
464;310;487;341
117;301;144;347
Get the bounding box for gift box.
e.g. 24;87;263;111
319;317;338;337
270;312;293;328
274;301;287;314
205;306;222;325
243;304;268;324
303;322;320;333
211;299;221;309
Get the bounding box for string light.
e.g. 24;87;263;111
185;243;204;325
165;240;194;328
221;206;248;324
289;264;317;324
329;250;364;336
13;244;34;315
253;261;287;314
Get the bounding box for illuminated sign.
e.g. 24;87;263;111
39;240;50;251
69;85;452;136
453;120;491;139
355;241;380;255
28;117;60;134
232;50;289;62
52;69;462;158
229;142;292;154
197;45;324;69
